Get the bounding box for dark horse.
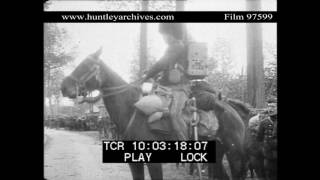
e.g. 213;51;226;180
225;98;260;179
211;97;248;180
204;97;255;180
182;92;250;179
61;49;248;180
61;49;189;180
228;98;278;180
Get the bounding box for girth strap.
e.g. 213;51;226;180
123;109;137;138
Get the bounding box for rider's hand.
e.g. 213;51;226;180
141;74;148;82
77;96;85;104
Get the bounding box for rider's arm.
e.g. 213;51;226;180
144;43;184;80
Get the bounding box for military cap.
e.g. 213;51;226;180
159;23;184;40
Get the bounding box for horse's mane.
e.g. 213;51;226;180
226;98;252;115
95;60;142;134
99;60;128;85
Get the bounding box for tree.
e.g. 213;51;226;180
130;47;157;82
51;70;65;113
208;38;234;94
263;42;277;101
102;0;140;11
149;0;175;11
139;0;149;77
207;38;247;100
44;24;77;116
175;0;184;11
264;61;277;100
246;0;265;108
44;24;75;72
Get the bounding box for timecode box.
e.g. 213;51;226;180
102;141;216;163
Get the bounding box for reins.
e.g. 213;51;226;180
67;55;145;140
100;84;135;98
70;57;143;98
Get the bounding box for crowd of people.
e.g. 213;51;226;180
44;115;118;140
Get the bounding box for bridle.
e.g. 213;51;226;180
67;57;143;138
68;57;101;96
68;57;141;98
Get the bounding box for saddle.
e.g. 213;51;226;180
182;98;219;138
135;83;219;138
134;84;174;134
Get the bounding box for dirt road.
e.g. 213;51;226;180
44;129;195;180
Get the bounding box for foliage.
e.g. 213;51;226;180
101;0;175;11
264;61;277;101
207;39;277;103
130;47;157;82
207;38;243;99
49;70;64;99
148;0;176;11
44;23;78;115
210;38;234;74
43;1;52;10
263;42;277;101
44;24;76;72
102;0;140;11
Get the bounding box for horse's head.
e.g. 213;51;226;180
61;48;103;99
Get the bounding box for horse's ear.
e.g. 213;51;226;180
92;47;103;59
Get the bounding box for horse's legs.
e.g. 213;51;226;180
146;163;163;180
226;149;246;180
207;163;214;180
210;141;229;180
175;163;185;169
253;154;266;179
189;163;194;175
264;158;277;180
248;157;255;178
129;163;145;180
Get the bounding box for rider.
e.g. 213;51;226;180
142;23;219;141
142;23;189;85
142;23;192;140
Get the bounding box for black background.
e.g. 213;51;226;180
102;141;216;163
3;0;301;179
44;11;277;23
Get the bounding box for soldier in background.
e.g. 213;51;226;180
257;110;277;180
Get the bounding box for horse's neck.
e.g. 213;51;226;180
99;65;138;134
213;100;228;115
100;64;127;87
225;100;251;127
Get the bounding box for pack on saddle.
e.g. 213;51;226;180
134;42;219;140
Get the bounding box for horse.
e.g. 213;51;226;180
61;49;252;180
182;92;249;180
212;97;249;180
225;98;259;179
225;98;254;128
60;49;189;180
